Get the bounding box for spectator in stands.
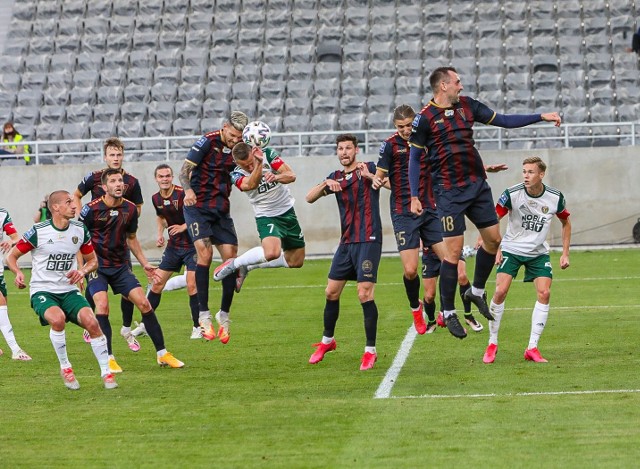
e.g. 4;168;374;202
0;122;30;165
626;26;640;54
33;194;52;223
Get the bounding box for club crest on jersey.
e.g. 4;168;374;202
173;200;179;210
362;260;373;273
542;206;549;214
445;109;454;117
457;108;467;120
72;236;79;244
110;210;118;217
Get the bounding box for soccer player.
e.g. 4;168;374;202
5;191;115;389
306;134;382;371
80;169;184;371
179;111;248;344
483;157;571;364
213;142;305;290
374;104;450;336
73;137;144;352
0;207;30;360
409;66;562;337
146;164;201;339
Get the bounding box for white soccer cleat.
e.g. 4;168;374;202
131;321;147;338
12;349;32;361
190;326;203;339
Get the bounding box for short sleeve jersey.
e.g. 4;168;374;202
0;208;17;276
409;96;497;189
15;220;93;295
79;198;139;268
377;133;435;214
326;161;382;245
152;185;192;250
185;130;235;213
77;169;144;206
497;183;570;257
230;147;295;217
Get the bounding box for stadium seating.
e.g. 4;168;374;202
1;0;638;156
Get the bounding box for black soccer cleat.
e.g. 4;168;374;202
463;289;494;321
445;313;467;339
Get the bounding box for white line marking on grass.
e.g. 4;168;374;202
374;325;417;399
387;389;640;400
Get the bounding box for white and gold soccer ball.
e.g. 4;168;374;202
242;121;271;148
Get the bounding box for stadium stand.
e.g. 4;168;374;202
0;0;638;160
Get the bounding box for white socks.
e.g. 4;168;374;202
471;286;485;297
89;335;110;376
365;346;376;354
0;305;20;354
528;301;549;349
164;272;188;291
321;336;334;345
246;251;289;272
488;300;505;345
50;329;71;369
236;246;267;269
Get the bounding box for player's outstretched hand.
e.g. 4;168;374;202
485;163;509;173
541;112;562;127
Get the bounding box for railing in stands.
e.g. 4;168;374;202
0;122;638;165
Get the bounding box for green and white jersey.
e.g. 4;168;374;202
497;183;569;257
19;220;92;295
0;208;17;276
230;147;295;217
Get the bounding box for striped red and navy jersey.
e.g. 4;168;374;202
409;96;497;189
77;168;144;206
152;185;192;250
326;161;382;245
377;133;436;213
79;197;138;268
185;130;235;213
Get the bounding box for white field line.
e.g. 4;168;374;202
387;389;640;400
374;325;417;399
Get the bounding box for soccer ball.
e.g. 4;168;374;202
242;121;271;148
462;245;477;258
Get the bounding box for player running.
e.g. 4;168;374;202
80;169;184;371
145;164;201;339
6;191;115;389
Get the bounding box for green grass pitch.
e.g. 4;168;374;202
1;249;639;468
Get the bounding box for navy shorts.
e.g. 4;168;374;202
391;210;443;252
433;179;499;237
158;245;197;272
87;265;141;297
421;248;441;279
183;206;238;245
328;242;381;283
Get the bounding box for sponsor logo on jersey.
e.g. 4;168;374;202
47;239;54;244
109;210;118;217
444;109;454;117
163;199;170;206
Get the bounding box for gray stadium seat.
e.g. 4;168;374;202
260;80;285;99
35;122;62;141
312;95;339;113
341;78;367;97
76;52;103;71
156;49;182;67
154;66;181;84
96;86;123;104
315;78;340;97
287;80;313;98
175;100;202;119
66;103;92;123
204;82;231;101
148;101;175;121
288;63;314;80
117;120;144;148
150;82;178;101
234;64;260;81
93;103;120;121
285;97;312;115
368;60;395;78
232;81;259;100
369;77;395;96
367;112;392;130
101;67;126;87
178;83;204;101
366;95;393;113
203;98;229;116
342;61;367;79
172;118;200;136
89;121;116;139
121;102;148;121
43;87;69;106
39;105;65;124
182;49;208;68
